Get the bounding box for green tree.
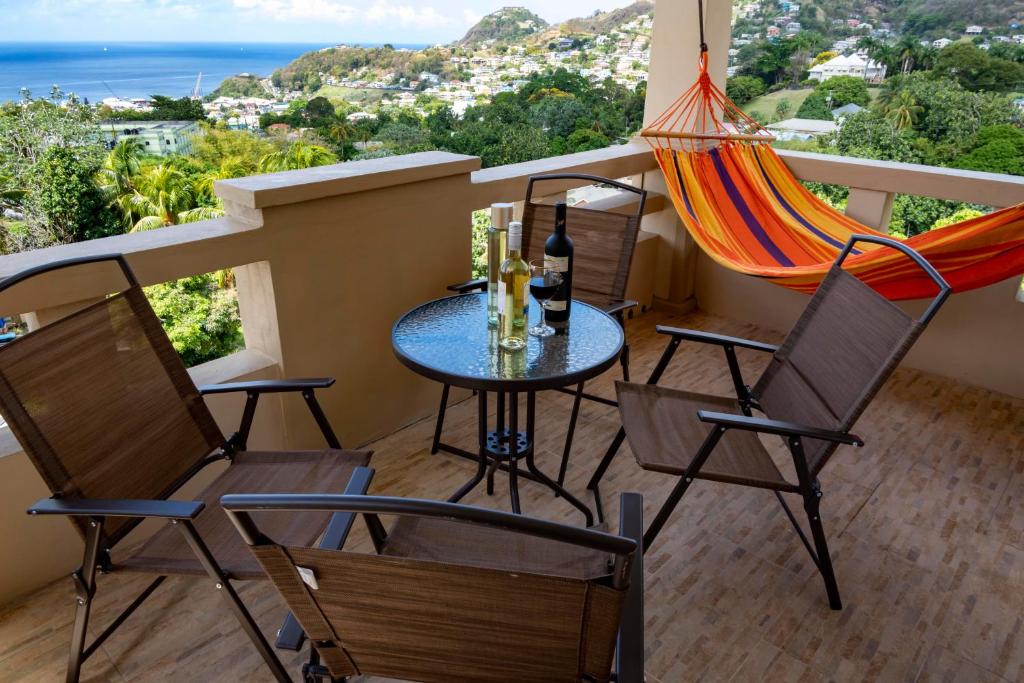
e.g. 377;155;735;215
97;139;144;227
376;122;431;154
564;128;610;153
30;146;120;245
258;140;337;172
189;125;277;176
885;91;924;130
934;43;1024;91
796;92;832;120
957;125;1024;176
775;99;792;120
126;165;220;231
145;274;244;367
726;75;767;105
814;76;870;108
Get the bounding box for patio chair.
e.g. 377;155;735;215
222;491;646;683
436;174;647;489
587;235;952;610
0;254;374;683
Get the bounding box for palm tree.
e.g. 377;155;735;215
885;91;923;130
258;140;337;173
97;139;143;228
196;156;250;203
876;76;903;110
127;165;221;231
896;35;922;74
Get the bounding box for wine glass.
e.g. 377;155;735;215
528;260;563;338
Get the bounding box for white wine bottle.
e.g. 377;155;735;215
498;221;529;351
486;203;513;326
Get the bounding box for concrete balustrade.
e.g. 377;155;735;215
0;135;1021;599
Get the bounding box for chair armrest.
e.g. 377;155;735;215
615;492;644;683
697;411;864;446
28;497;204;520
656;326;778;353
605;299;639;317
447;278;487;293
203;378;342;450
199;378;335;395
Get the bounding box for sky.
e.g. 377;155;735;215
5;0;635;44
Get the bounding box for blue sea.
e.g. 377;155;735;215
0;42;430;103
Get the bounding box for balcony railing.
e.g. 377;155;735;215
0;141;1021;600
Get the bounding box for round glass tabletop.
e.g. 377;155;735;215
392;293;624;392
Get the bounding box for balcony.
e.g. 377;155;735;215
1;4;1022;681
0;135;1021;681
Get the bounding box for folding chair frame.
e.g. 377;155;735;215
222;492;647;683
7;254;370;682
586;235;951;610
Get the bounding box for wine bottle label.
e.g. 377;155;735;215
546;299;567;311
497;280;506;314
544;255;570;272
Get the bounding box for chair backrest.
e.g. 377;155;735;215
0;255;224;544
753;235;952;474
223;494;638;683
521;174;646;308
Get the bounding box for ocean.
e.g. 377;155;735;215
0;42;430;104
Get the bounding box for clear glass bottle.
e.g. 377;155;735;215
486;203;514;326
498;221;529;351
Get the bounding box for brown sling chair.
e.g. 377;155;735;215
0;254;373;682
435;174;647;494
222;491;645;683
586;235;952;609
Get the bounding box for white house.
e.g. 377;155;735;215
932;38;954;49
767;118;838;141
965;25;985;35
807;54;887;84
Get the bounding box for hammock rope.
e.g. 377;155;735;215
641;0;1024;300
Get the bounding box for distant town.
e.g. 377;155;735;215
94;10;654;155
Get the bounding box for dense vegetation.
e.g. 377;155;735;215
734;0;1024;41
260;68;647;166
272;46;458;92
206;74;268;101
102;95;207;121
0;89;339;364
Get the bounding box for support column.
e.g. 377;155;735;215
642;0;733;307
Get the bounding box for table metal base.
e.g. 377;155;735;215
440;390;593;526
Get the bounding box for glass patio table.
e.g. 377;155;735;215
392;292;624;525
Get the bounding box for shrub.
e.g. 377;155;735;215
726;76;767;105
145;274;244;367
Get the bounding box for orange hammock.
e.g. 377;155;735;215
643;53;1024;300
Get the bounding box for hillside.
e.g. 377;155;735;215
457;7;548;47
206;74;267;101
560;1;654;36
271;46;455;92
893;0;1024;27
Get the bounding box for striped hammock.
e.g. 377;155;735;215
644;54;1024;300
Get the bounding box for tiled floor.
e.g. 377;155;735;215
1;309;1022;682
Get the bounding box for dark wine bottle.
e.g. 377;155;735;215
544;201;574;328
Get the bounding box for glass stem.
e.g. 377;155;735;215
541;302;547;328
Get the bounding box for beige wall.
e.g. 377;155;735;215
696;254;1024;399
